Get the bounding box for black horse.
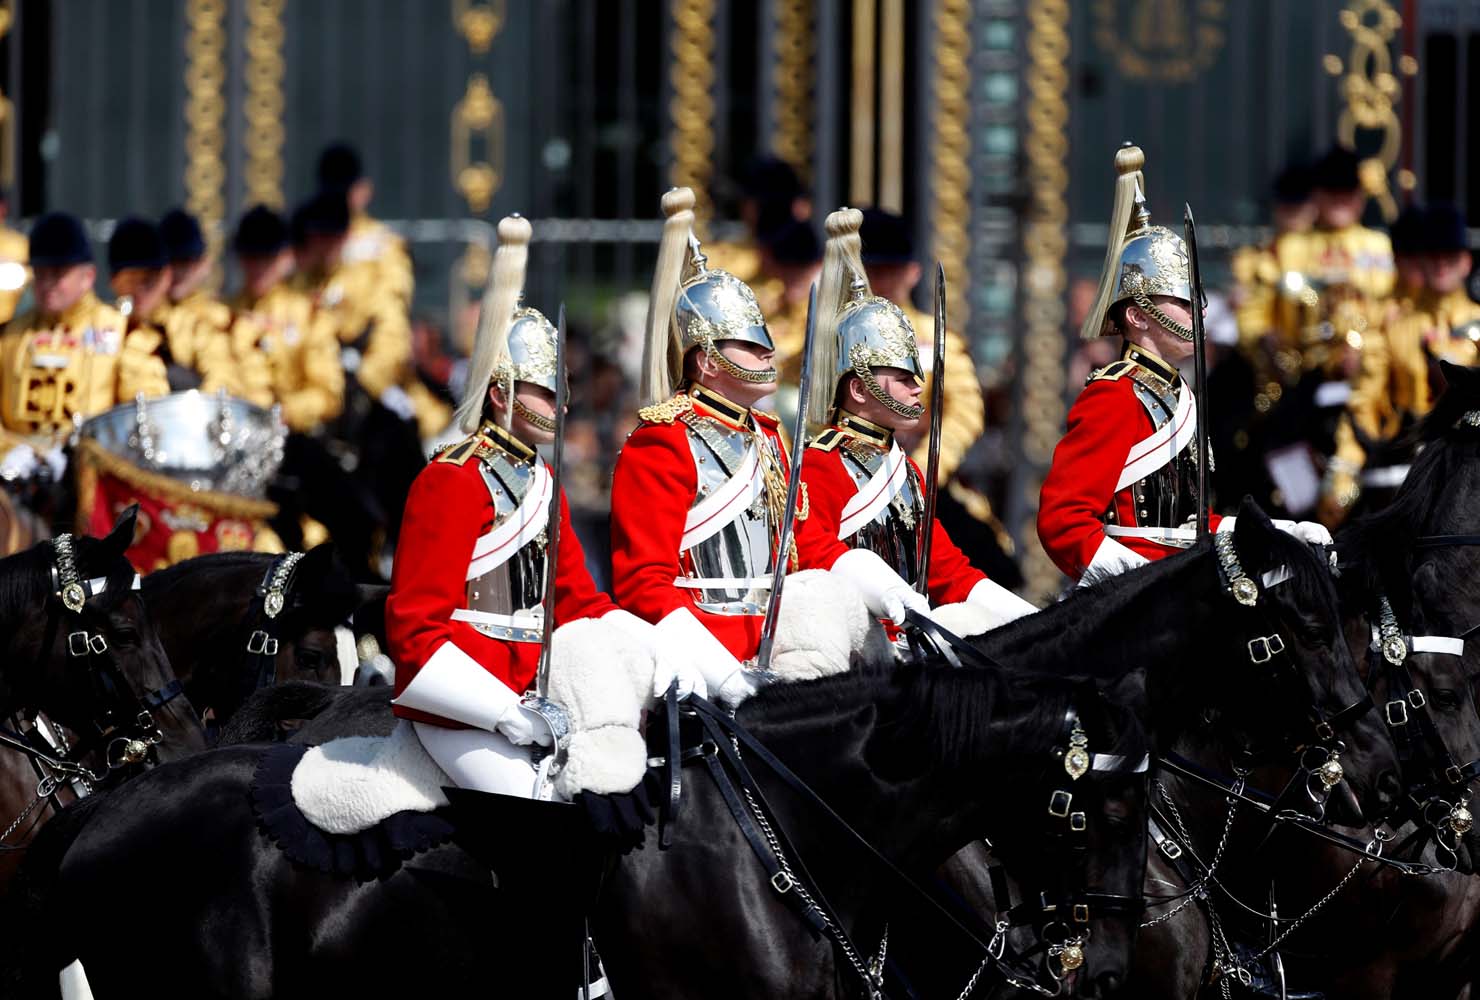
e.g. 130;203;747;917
140;545;385;733
1128;363;1480;1000
0;509;205;885
1;659;1148;998
884;501;1401;999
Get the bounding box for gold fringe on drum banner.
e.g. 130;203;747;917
75;438;282;571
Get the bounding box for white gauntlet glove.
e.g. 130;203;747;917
495;704;554;747
656;607;762;708
0;444;37;482
604;608;708;701
831;548;930;624
966;578;1039;630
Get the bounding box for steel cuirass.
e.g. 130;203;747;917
460;449;549;643
839;442;925;586
1102;365;1208;543
677;412;779;616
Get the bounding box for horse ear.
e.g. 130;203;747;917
293;543;337;584
1438;360;1480;400
1231;497;1279;568
97;504;139;562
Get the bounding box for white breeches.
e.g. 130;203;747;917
413;722;551;801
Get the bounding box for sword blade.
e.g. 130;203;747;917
535;303;568;697
917;262;948;596
755;281;818;672
1183;205;1211;542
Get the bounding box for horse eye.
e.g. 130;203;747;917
1432;689;1462;711
110;627;140;648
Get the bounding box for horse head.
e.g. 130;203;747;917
1220;499;1399;826
1335;360;1480;871
142;543;380;729
0;506;204;777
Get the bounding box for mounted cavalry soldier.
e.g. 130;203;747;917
387;215;695;800
0;213;168;483
1039;144;1328;584
609;187;796;707
794;207;1034;629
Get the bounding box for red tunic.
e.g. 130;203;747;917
609;398;789;661
796;441;984;605
1038;361;1219;582
386;451;616;725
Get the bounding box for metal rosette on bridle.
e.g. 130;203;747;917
1080;143;1196;343
454;215;563;435
640;187;777;406
804;207;925;427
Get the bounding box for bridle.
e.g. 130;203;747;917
656;682;1143;1000
236;551;306;701
0;534;185;846
900;613;1150;993
1210;532;1373;786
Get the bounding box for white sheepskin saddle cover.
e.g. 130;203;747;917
771;569;892;680
291;720;451;836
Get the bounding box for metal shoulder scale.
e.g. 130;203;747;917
754;282;817;672
1183;205;1211;541
916;262;947;595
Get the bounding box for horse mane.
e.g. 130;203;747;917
144;549;361;630
744;663;1147;772
0;535;135;629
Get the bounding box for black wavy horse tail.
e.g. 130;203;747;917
0;789;109;995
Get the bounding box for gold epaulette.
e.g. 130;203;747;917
637;393;695;425
433;432;491;466
1087;360;1134;385
808;427;846;452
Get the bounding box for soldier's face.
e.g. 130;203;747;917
698;340;778;406
34;263;95;314
1315;188;1365;229
240;250;292;297
1423;251;1472;293
496;382;559;445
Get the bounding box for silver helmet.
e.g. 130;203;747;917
642;187;776;405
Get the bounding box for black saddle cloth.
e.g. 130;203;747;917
250;742;456;882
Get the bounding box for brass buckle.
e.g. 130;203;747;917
67;631;91;658
1408;690;1427;710
1158;838;1184;861
1048;789;1073;818
1386;699;1409;726
1073;903;1090;923
1247;634;1286;664
771;871;794;894
1447;764;1466;785
1069;811;1088;832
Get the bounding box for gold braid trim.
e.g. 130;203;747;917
756;437;807;569
75;439;279;521
638;393;696;424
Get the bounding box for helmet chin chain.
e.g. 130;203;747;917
705;338;778;385
852;358;926;421
512;397;556;433
1129;289;1194;343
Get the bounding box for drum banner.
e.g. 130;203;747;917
74;438;283;571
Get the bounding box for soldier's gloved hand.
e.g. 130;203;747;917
604;608;708;701
0;444;37;482
832;548;930;625
715;668;765;709
378;384;416;422
494;704;554;748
